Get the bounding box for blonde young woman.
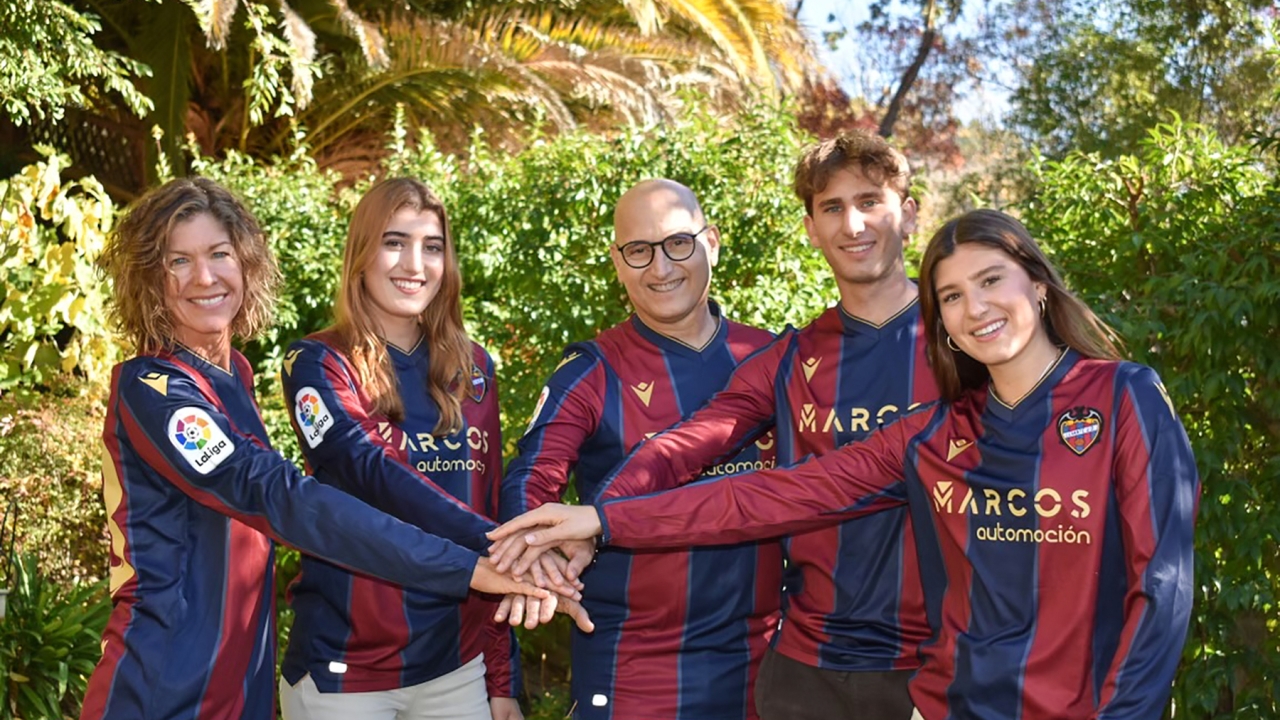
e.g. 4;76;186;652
278;178;579;720
82;177;569;720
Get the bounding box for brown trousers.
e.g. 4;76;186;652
755;648;918;720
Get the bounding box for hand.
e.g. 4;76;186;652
487;504;604;561
468;557;550;599
559;538;596;582
494;591;594;633
489;696;523;720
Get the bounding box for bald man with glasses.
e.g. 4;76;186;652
499;179;783;720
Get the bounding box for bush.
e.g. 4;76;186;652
0;554;110;720
1021;119;1280;718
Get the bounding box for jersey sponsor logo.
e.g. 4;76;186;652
802;356;822;381
470;364;487;403
931;481;1092;519
630;381;654;407
946;438;975;461
703;457;777;477
375;422;491;473
168;407;235;474
525;386;551;435
139;372;169;396
282;348;303;376
1058;407;1103;455
932;480;1095;546
294;386;335;448
798;401;922;435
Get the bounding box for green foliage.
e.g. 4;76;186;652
0;554;110;720
0;152;121;391
0;388;109;585
1010;0;1280;157
1021;119;1280;717
0;0;152;125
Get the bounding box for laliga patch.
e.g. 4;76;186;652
168;407;235;474
525;386;550;436
470;364;487;403
294;386;335;448
1058;407;1103;456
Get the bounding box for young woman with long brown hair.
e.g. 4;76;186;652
277;178;577;720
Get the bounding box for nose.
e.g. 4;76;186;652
401;242;425;273
648;247;676;277
844;209;866;235
192;257;216;286
964;288;989;317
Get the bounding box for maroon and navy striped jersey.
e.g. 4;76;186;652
279;332;518;697
598;351;1199;720
598;302;938;671
83;347;480;720
501;311;783;720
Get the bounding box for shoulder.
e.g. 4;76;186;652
723;319;776;351
284;335;350;380
115;354;204;401
468;340;496;374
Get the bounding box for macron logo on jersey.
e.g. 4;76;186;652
294;386;335;448
168;407;235;474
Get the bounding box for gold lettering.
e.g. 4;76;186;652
822;408;845;433
1007;488;1028;517
959;488;980;514
1035;488;1062;517
755;431;775;451
444;438;462;451
1071;490;1091;519
876;404;900;425
983;488;1002;515
932;481;954;513
800;404;817;433
849;407;870;434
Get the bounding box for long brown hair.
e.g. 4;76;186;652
331;178;472;434
919;209;1123;401
100;177;280;354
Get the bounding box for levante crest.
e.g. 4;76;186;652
1058;407;1103;456
470;364;487;403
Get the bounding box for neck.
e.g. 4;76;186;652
379;317;423;352
179;334;233;371
638;303;718;349
988;335;1062;406
837;272;918;326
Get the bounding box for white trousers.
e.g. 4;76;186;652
280;654;491;720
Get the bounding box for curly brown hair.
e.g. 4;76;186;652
99;177;281;354
793;130;912;215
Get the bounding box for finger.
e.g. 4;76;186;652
487;534;527;573
507;593;526;627
562;540;595;582
494;595;514;623
523;596;546;630
557;594;595;634
538;593;557;625
487;507;559;541
538;554;582;600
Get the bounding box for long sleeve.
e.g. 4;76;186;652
591;335;785;504
478;367;521;698
282;340;496;550
1094;366;1199;719
117;361;478;599
597;408;932;548
499;348;605;519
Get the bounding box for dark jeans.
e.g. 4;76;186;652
755;648;916;720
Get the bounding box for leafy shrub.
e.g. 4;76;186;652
0;152;120;391
0;554;110;720
1022;119;1280;718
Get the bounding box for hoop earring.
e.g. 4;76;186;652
1039;296;1047;317
946;335;961;353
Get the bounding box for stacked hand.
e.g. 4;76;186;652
468;556;594;632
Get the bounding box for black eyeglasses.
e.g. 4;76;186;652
614;226;710;269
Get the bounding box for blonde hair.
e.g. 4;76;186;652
331;178;472;434
99;177;280;354
793;130;912;215
919;209;1124;401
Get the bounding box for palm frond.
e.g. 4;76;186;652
181;0;240;49
278;0;318;106
327;0;388;68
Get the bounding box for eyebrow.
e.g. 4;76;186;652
818;191;883;207
167;241;233;256
382;231;446;241
935;263;1007;294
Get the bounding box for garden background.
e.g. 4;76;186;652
0;1;1277;718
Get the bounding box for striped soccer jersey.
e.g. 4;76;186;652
83;347;479;720
279;333;517;696
598;351;1200;720
599;301;938;670
501;310;783;720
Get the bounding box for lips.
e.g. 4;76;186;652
647;278;684;293
392;278;427;292
971;319;1007;339
838;240;875;254
190;294;229;307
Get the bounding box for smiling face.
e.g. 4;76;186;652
164;213;245;355
803;167;917;293
360;207;446;345
932;242;1056;374
610;182;720;330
